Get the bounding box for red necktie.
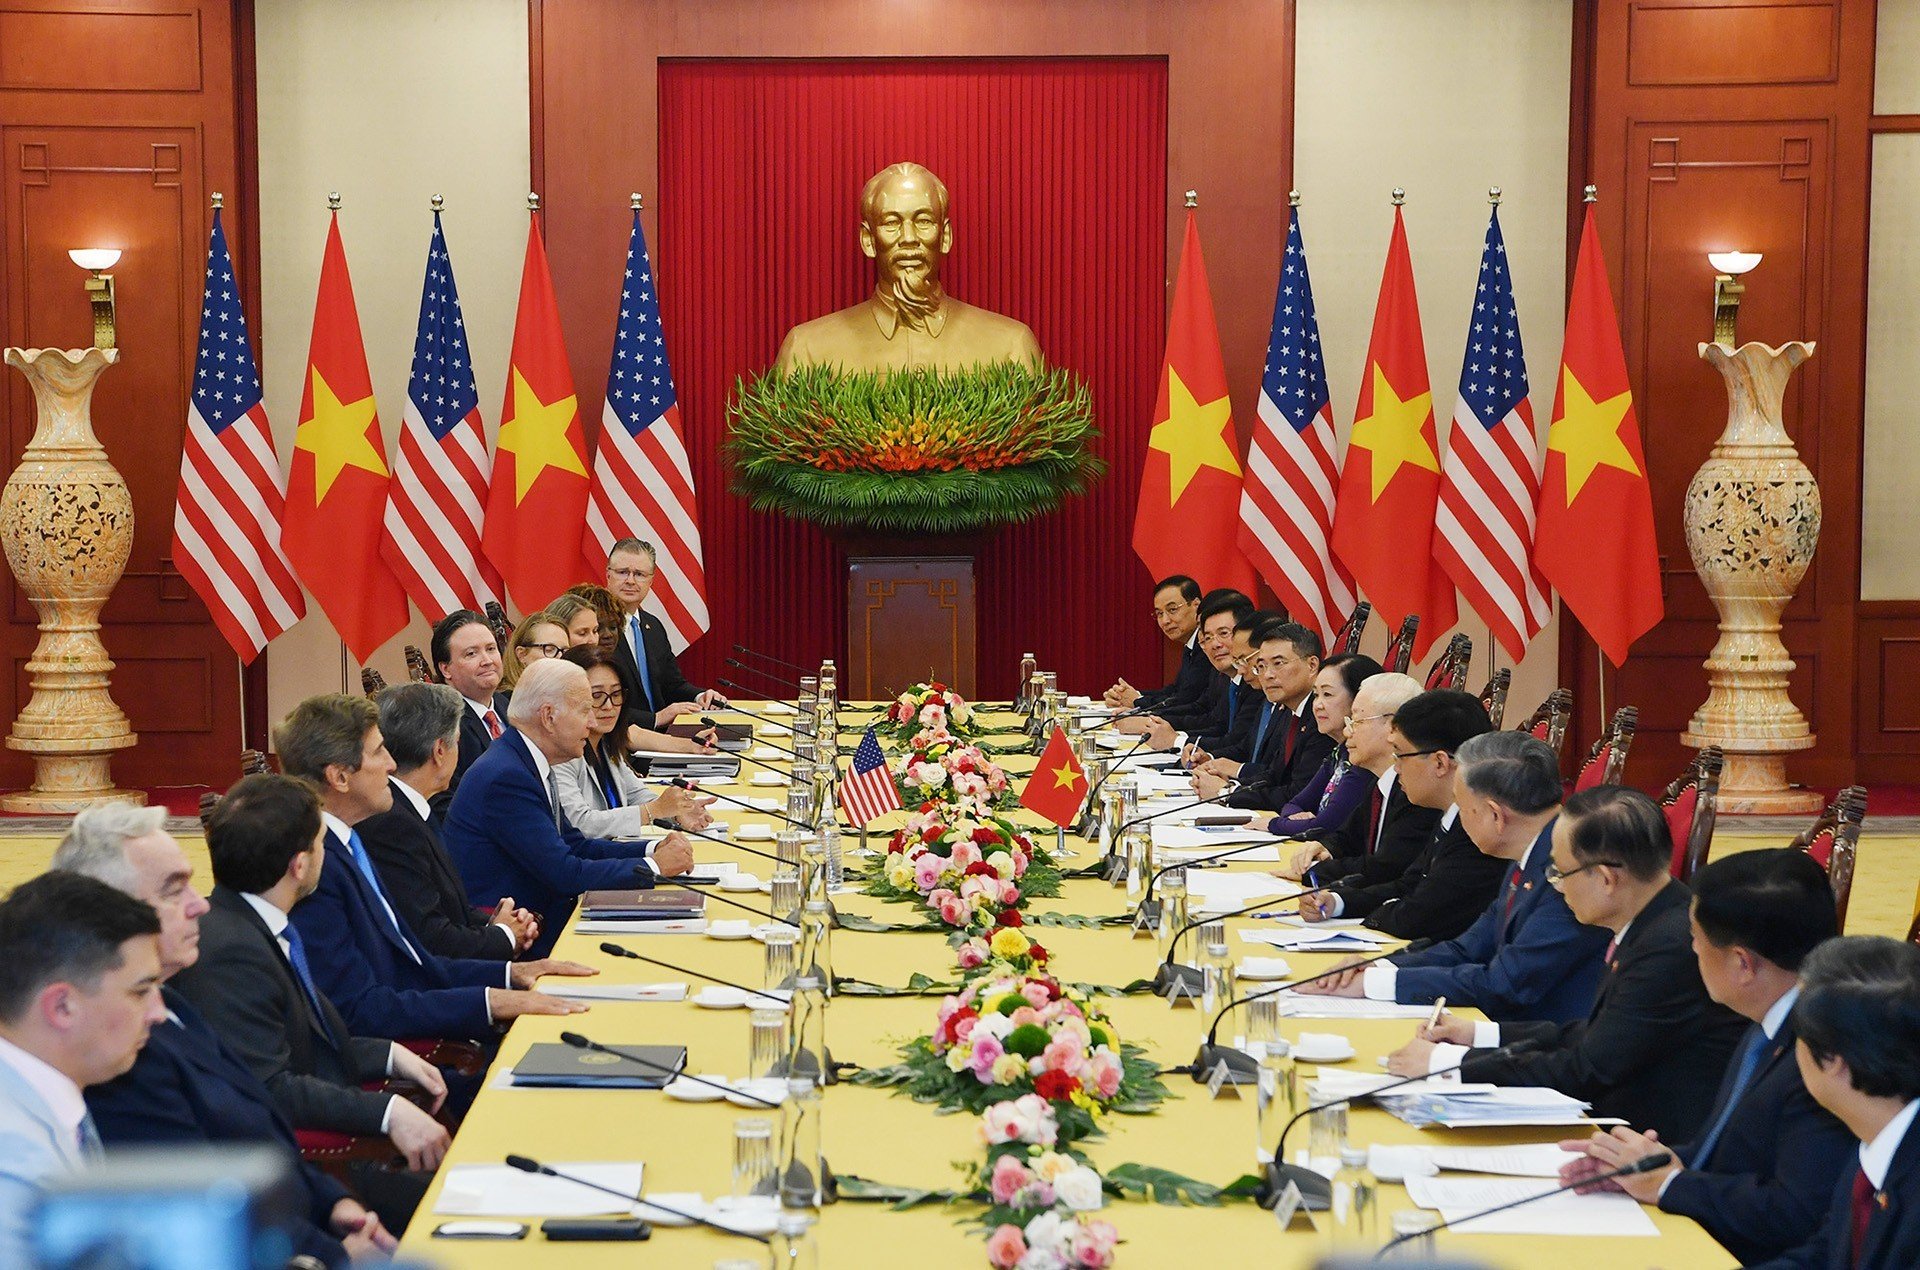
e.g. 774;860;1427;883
483;708;503;740
1502;865;1521;917
1282;710;1301;763
1604;937;1617;966
1852;1167;1875;1265
1365;787;1385;854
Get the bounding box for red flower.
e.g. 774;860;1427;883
921;827;944;845
887;830;908;854
963;861;998;877
1033;1069;1081;1102
996;909;1024;928
972;828;1000;846
940;1005;977;1046
1026;942;1049;962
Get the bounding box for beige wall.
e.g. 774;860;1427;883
254;0;530;726
1295;0;1571;710
1862;131;1920;600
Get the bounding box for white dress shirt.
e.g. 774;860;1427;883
0;1035;87;1149
1862;1098;1920;1192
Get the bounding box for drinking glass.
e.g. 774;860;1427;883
763;926;798;993
770;869;801;922
1308;1102;1349;1173
1246;996;1283;1053
732;1116;775;1198
748;1008;787;1081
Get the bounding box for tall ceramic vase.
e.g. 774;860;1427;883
1;347;143;811
1680;340;1822;814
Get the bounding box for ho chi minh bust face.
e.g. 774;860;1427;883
859;163;954;323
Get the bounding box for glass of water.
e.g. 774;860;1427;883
770;869;801;923
1308;1102;1349;1173
732;1116;775;1198
748;1008;787;1081
762;926;798;994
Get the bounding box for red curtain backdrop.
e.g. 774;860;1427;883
655;57;1169;699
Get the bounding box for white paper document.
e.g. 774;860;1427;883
575;919;706;936
1238;926;1392;953
1182;870;1294;910
1429;1144;1586;1178
1152;824;1283;850
1256;990;1433;1019
1404;1174;1659;1236
435;1162;645;1217
535;982;689;1003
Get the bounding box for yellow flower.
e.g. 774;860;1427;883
991;1054;1027;1084
886;856;915;889
989;928;1031;960
1032;1152;1075;1182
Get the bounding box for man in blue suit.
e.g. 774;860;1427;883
444;657;695;956
1748;937;1920;1270
0;873;166;1269
275;693;592;1043
53;803;390;1265
1560;848;1851;1264
1299;731;1608;1024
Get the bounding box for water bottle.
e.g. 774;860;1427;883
819;825;844;888
1327;1147;1379;1248
1017;652;1037;709
1156;866;1188;955
780;970;829;1209
1201;936;1235;1013
770;1209;819;1268
1253;1038;1296;1164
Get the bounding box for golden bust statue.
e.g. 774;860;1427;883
773;162;1043;373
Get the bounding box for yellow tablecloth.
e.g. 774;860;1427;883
397;709;1730;1269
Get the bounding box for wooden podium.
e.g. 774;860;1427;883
845;545;977;700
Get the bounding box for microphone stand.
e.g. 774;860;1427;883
654;877;798;928
667;778;812;829
558;1032;781;1108
1168;891;1371;1051
732;644;810;674
597;940;787;1009
1371;1152;1674;1257
504;1153;771;1244
1075;729;1155;845
662;823;839;929
1106;780;1266;888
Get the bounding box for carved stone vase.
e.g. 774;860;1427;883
0;347;143;811
1680;340;1822;814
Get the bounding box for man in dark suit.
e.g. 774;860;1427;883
362;682;536;959
1289;672;1431;886
1299;731;1609;1024
50;804;388;1265
444;658;697;955
1103;574;1204;710
1560;849;1850;1264
1747;937;1920;1270
1389;785;1748;1143
275;693;591;1043
174;774;453;1230
605;537;720;734
1188;606;1273;758
428;609;511;819
1194;621;1333;810
1125;590;1248;747
1302;690;1507;943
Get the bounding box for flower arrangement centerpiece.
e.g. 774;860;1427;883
871;808;1060;933
975;1095;1118;1270
896;729;1017;814
881;681;976;745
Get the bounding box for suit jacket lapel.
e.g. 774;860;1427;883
1861;1123;1920;1267
328;828;420;963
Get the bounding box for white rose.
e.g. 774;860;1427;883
1054;1166;1104;1211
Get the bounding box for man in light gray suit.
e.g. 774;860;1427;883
0;872;167;1264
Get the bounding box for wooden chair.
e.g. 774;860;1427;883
1791;786;1866;932
1381;615;1420;674
1572;705;1638;792
1660;746;1723;881
1906;879;1919;948
241;749;271;776
1423;633;1472;691
360;666;387;698
484;600;514;651
405;645;434;683
1333;602;1372;656
1476;667;1511;730
1515;688;1572;754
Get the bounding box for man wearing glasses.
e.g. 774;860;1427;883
1104;575;1204;710
605;538;723;733
1281;672;1431;886
1384;784;1747;1143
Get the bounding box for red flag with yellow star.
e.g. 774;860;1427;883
1330;205;1456;659
483;212;592;610
1535;204;1663;666
1132;210;1257;595
281;212;409;663
1020;726;1088;827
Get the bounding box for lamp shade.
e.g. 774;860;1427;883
67;248;122;271
1707;251;1762;276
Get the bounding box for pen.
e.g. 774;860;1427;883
1425;996;1448;1035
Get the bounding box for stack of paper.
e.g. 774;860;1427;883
535;982;689;1003
1238;925;1392;953
1310;1069;1494;1100
436;1162;644;1216
1428;1144;1586;1178
1265;993;1434;1019
1152;823;1283;850
1404;1174;1659;1236
1381;1084;1605;1128
1183;870;1294;911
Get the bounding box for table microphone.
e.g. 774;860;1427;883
704;716;833;767
1371;1151;1674;1257
654;877;798;928
597;941;788;1008
1106;781;1268;879
714;681;813;727
558;1032;781;1108
666;778;811;829
722;656;803;690
503;1153;771;1245
1157;884;1346;1015
1074;729;1156;838
661;823;841;928
732;644;810;674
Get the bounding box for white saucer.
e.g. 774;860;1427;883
661;1074;730;1102
763;703;798;716
719;874;762;892
748;772;788;787
705;919;754;940
725;1077;788;1108
749;746;784;761
756;724;791;737
1238;956;1292;980
692;986;752;1009
735;825;775;842
632;1191;706;1226
1293;1032;1357;1063
706;1195;781;1237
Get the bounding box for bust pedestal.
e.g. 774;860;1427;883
1679;340;1821;815
836;532;977;701
1;347;143;811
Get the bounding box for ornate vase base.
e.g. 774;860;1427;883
0;787;146;814
1705;751;1825;816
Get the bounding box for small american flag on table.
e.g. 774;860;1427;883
838;727;901;826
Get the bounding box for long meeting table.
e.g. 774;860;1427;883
396;706;1732;1269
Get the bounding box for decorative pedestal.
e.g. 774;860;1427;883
0;347;142;811
844;546;977;701
1680;340;1821;814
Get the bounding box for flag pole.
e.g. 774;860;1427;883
338;639;349;694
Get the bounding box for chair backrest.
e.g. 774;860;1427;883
1334;602;1372;656
405;645;435;683
1573;705;1638;792
484;600;514;653
1907;880;1920;948
1792;786;1867;932
1516;687;1573;754
197;790;219;832
1660;746;1723;881
240;748;271;776
1382;615;1420;674
1423;633;1472;691
360;666;388;698
1476;667;1512;730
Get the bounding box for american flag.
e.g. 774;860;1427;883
584;207;710;653
1435;206;1551;661
837;727;901;826
380;210;500;618
1236;204;1355;643
171;207;306;661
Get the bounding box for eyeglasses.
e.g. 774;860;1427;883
589;689;625;707
1390;746;1446;763
1345;712;1394;727
608;567;656;582
1545;859;1622;887
1152;602;1192;619
518;642;564;658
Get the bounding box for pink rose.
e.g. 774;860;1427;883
1042;1037;1086;1077
957;941;987;969
938;893;969;926
985;1224;1027;1268
1009;1005;1040;1028
919;703;946;728
951;841;983;870
1086;1051;1122;1099
1070;1220;1118;1268
969;1033;1006;1082
1021;982;1051;1009
989;1154;1031;1205
1001;879;1022;906
913;854;946;891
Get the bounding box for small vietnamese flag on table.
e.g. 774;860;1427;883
1020;726;1088;827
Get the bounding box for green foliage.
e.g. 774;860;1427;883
725;362;1105;534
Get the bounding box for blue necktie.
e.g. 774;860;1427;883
342;828;422;964
282;922;341;1048
1692;1024;1770;1167
1224;681;1238;721
1249;704;1275;763
629;615;654;710
77;1111;102;1162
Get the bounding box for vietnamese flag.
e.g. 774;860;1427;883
1330;203;1456;660
1132;209;1258;596
1535;202;1663;666
281;211;409;663
483;210;592;610
1020;726;1088;827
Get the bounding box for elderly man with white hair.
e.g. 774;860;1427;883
443;657;695;957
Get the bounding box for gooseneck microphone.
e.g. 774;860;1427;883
1168;896;1377;1058
713;682;813;728
558;1032;780;1108
720;658;797;696
598;941;787;1008
1370;1151;1674;1257
503;1153;771;1244
666;778;811;829
654;876;798;929
661;822;841;929
732;645;809;674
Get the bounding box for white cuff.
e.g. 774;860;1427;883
1362;964;1398;1001
1429;1042;1470;1074
380;1095;397;1134
1473;1021;1501;1048
384;1043;400;1077
1655;1167;1681;1201
484;990;498;1023
1325;894;1346;919
492;921;516;950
